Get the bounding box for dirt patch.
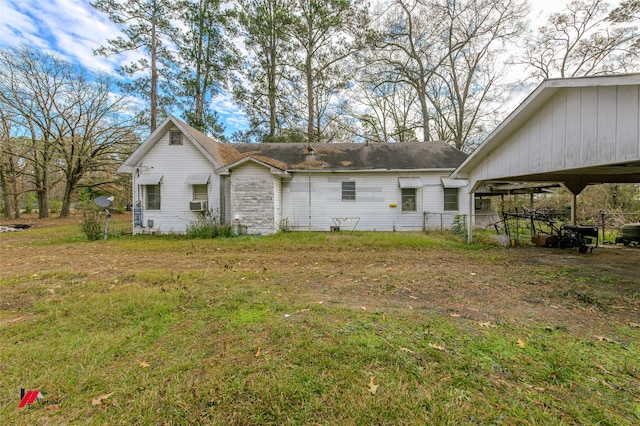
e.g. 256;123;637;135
1;217;639;335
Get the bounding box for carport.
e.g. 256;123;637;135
450;74;640;242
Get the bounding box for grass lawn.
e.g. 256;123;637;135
1;214;639;424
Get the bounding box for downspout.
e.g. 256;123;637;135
307;146;315;232
308;168;311;232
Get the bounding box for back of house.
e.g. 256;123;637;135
117;116;469;235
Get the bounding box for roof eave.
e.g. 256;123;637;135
215;156;289;176
289;167;458;173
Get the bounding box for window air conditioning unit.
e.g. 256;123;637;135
190;200;208;211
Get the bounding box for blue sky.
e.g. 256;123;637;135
0;0;248;137
0;0;603;139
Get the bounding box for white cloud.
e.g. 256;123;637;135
210;92;248;132
0;0;140;73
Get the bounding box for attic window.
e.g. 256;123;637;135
169;131;183;145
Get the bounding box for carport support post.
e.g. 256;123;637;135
561;182;588;225
467;191;474;243
570;193;576;225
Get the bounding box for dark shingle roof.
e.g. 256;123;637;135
228;142;466;171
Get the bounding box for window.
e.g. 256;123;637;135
169;130;183;145
342;181;356;201
444;188;458;211
193;184;208;201
146;184;161;210
402;188;416;211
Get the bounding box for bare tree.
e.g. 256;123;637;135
52;72;139;218
0;109;24;218
429;0;528;151
371;0;450;142
369;0;527;149
0;47;67;218
523;0;640;79
0;46;139;218
351;62;420;143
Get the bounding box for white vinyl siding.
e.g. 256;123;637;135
468;84;640;190
281;172;467;231
131;126;220;234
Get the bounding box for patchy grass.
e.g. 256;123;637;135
1;218;639;424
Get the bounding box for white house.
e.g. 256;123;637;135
118;116;469;235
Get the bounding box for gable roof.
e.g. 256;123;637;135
118;115;467;174
216;155;290;177
117;115;234;173
230;142;466;171
452;73;640;181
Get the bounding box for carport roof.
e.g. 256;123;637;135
451;74;640;193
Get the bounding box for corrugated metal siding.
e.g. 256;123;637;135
131;127;221;234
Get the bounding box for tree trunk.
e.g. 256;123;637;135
59;180;75;218
37;185;49;219
11;171;19;219
306;36;315;145
151;17;158;132
34;148;50;219
418;85;430;142
268;39;277;138
0;164;12;218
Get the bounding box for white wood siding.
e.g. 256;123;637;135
471;85;640;187
131;126;221;234
281;172;468;231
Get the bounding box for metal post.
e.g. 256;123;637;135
308;169;311;232
467;192;474;243
103;208;111;240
